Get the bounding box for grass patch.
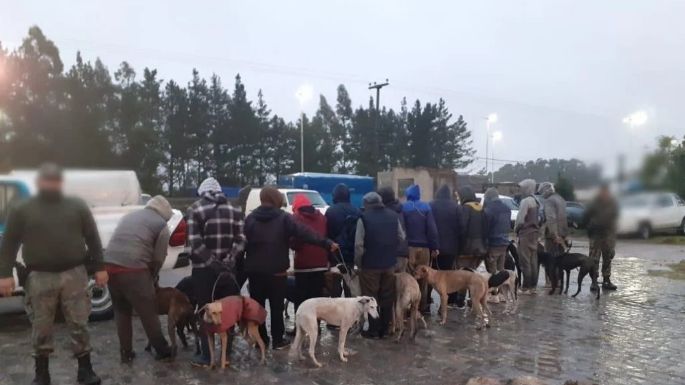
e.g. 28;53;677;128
648;260;685;280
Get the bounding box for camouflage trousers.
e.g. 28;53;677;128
24;265;91;357
589;237;616;279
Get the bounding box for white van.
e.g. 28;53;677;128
244;188;328;215
0;170;188;320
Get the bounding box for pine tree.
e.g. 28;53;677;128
207;74;232;183
162;80;190;195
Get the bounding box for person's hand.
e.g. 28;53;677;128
0;278;15;297
330;242;340;252
430;250;440;258
94;271;109;287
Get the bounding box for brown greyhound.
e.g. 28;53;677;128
414;265;491;329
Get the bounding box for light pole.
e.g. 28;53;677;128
295;84;314;173
490;130;503;183
485;113;498;178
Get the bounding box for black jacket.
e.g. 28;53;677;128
429;185;463;256
459;187;488;256
325;184;361;264
244;206;331;275
378;187;409;258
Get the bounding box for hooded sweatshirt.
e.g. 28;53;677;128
429;185;463;255
514;179;540;236
401;185;439;250
244;193;332;275
187;177;246;271
325;184;361;264
378;187;409;258
459;186;488;256
483;188;512;248
104;195;173;273
291;194;329;272
538;183;568;240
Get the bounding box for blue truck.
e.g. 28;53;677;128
278;172;375;208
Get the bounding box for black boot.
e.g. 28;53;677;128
32;355;50;385
602;278;617;290
76;353;101;385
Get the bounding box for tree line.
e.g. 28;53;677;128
0;27;475;194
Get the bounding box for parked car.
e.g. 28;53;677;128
0;170;188;321
476;193;519;228
244;188;329;215
617;192;685;239
566;201;585;229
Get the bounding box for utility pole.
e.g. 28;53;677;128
368;79;389;173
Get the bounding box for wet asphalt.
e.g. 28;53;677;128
1;239;684;385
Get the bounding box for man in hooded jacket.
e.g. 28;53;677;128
429;185;462;305
514;179;541;294
483;188;512;274
402;184;439;312
378;187;409;272
325;184;361;268
458;186;488;269
538;182;568;288
244;186;338;350
187;177;246;366
291;194;329;311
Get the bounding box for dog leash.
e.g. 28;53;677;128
210;271;241;302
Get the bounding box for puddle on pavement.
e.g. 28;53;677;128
648;260;685;280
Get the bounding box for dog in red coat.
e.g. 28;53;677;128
202;295;267;369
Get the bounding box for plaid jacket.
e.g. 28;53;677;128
187;192;246;270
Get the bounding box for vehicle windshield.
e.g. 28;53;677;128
286;191;327;207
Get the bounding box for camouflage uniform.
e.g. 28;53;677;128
583;195;619;280
24;265;91;356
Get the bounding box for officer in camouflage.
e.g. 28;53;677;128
0;163;107;385
582;183;619;291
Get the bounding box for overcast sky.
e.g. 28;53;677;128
2;1;684;176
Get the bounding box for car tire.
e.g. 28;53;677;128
638;223;652;240
680;218;685;236
88;279;113;322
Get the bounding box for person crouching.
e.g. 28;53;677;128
355;192;406;339
104;195;174;363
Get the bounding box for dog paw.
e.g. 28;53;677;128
314;361;323;368
439;320;446;326
340;356;348;363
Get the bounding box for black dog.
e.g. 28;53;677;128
549;252;600;299
174;275;201;354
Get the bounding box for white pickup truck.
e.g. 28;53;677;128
618;192;685;239
0;170;189;320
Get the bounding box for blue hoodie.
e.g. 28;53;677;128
401;185;439;250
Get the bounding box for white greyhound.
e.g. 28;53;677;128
289;296;379;367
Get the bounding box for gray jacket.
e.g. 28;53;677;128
104;202;171;273
514;179;540;236
543;193;568;239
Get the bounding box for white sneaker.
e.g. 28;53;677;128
519;289;532;295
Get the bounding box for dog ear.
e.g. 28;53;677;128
358;297;370;305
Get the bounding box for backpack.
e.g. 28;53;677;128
334;213;360;261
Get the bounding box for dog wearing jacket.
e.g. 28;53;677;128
202;295;267;369
290;296;379;367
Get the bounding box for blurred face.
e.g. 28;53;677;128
36;177;63;195
598;186;611;200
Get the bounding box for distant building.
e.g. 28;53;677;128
378;167;458;200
